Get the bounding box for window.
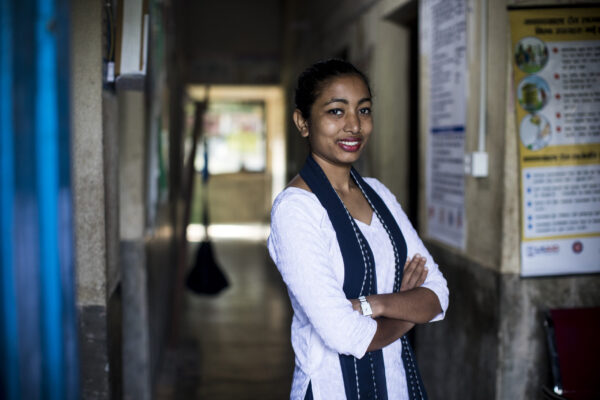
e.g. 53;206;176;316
195;101;266;174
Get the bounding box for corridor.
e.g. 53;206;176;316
3;1;600;399
156;240;294;399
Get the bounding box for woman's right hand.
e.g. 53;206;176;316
400;255;428;291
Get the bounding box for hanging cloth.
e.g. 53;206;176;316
299;154;428;400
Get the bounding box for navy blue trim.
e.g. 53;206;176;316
338;354;358;399
304;381;313;400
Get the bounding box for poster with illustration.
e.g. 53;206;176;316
509;7;600;277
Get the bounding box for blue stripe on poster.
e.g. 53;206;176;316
431;125;465;134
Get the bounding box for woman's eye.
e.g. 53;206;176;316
359;107;372;115
327;108;343;116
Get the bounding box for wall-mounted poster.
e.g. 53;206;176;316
509;7;600;277
420;0;468;249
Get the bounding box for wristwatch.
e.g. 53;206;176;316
358;296;373;316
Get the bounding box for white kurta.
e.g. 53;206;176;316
267;178;449;400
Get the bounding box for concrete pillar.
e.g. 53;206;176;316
71;0;113;398
72;0;124;396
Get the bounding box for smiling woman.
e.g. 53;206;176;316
267;59;449;400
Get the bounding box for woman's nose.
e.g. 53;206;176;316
344;112;360;134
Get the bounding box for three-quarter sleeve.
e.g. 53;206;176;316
268;190;377;359
364;178;450;322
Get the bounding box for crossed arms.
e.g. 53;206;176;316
349;254;443;352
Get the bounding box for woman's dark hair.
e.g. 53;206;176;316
294;59;372;120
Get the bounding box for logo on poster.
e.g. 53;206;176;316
572;241;583;254
526;244;560;257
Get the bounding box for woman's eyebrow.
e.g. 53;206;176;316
323;97;372;106
324;98;348;105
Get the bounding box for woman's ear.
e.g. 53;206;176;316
293;109;310;138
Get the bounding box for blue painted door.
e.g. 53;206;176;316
1;0;79;399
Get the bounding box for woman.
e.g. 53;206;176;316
268;59;449;400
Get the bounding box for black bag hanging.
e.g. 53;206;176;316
186;115;229;295
186;239;229;295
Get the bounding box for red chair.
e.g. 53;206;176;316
543;307;600;400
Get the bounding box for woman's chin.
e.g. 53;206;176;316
312;153;362;168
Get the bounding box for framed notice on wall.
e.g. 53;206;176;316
509;7;600;277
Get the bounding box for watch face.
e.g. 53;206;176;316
360;301;372;316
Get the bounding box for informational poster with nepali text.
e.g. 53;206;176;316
509;7;600;277
421;0;468;249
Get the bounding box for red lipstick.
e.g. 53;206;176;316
337;137;362;152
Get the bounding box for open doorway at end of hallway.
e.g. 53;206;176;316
184;85;286;241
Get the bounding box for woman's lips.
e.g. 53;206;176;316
337;138;362;152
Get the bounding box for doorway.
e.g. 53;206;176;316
370;0;421;228
185;85;286;240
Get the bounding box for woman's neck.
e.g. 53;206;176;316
311;153;354;194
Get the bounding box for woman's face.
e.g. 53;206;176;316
295;74;373;168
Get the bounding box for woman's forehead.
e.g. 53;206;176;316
316;75;371;102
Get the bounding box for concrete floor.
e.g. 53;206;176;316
156;240;294;399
